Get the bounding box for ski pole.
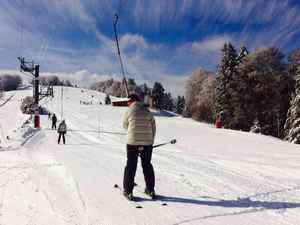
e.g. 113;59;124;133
153;139;177;149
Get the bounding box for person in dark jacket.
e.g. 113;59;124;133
57;120;67;144
122;93;156;201
51;114;57;130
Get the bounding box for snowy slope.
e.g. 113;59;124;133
0;86;300;225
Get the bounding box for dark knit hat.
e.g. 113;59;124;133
128;93;140;102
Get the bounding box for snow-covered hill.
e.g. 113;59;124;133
0;86;300;225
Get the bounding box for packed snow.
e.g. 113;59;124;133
0;86;300;225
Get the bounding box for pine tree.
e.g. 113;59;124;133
127;78;142;96
284;65;300;143
162;92;173;111
215;42;238;128
152;82;165;110
238;47;290;137
175;96;185;115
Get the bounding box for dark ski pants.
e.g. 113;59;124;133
58;132;65;144
123;144;155;194
52;123;57;130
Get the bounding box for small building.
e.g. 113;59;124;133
112;99;128;107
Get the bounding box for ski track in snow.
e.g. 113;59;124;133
0;87;299;225
24;131;89;225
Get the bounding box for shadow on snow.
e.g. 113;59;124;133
151;110;178;117
155;194;300;209
136;187;300;224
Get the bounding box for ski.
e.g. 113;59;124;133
143;192;168;206
113;184;143;209
133;183;168;206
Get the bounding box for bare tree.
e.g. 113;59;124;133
185;69;216;123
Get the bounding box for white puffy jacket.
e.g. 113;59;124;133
123;102;156;145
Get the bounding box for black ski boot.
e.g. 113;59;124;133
144;189;156;200
123;191;134;201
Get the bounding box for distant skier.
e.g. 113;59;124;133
51;113;57;130
48;112;51;120
57;119;67;144
122;93;156;201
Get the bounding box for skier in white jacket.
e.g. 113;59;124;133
122;93;156;200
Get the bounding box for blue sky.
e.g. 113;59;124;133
0;0;300;95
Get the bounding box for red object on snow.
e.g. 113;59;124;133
215;118;222;128
34;115;40;128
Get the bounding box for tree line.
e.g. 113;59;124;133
90;78;186;114
0;74;22;92
0;74;74;94
33;75;73;87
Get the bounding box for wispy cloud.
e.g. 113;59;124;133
190;36;231;53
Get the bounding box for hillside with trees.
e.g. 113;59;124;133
0;74;22;91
